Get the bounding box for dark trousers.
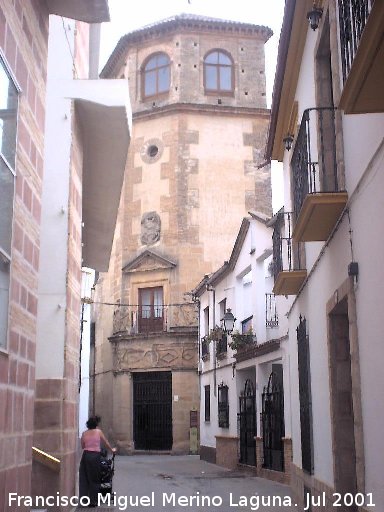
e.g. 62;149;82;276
79;451;101;505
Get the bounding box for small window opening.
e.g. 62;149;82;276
147;145;159;158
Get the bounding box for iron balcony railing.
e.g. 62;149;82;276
272;212;303;278
216;333;228;356
291;107;339;222
201;336;210;358
112;303;197;335
338;0;373;84
265;293;278;328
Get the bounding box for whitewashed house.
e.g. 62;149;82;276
266;0;384;510
193;213;293;483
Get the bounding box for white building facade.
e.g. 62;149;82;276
266;0;384;510
194;214;293;483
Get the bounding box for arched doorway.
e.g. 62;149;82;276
238;379;256;466
261;369;285;471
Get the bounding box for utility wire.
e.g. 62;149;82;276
86;300;196;307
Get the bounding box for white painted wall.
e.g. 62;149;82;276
36;16;75;379
347;139;384;507
278;10;384;504
199;217;292;448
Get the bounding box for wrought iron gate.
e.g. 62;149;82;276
238;379;256;466
133;372;172;450
261;371;285;471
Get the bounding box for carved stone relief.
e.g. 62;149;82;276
141;211;161;245
114;342;197;371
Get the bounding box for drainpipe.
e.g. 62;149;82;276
88;24;101;79
207;286;217;396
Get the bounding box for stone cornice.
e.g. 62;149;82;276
133;102;270;121
109;330;198;343
101;14;272;78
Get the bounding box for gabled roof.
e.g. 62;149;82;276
122;249;177;273
192;218;250;297
265;0;310;162
101;13;272;78
248;210;270;224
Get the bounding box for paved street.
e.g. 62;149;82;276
77;455;297;511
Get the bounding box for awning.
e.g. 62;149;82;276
66;79;131;271
45;0;110;23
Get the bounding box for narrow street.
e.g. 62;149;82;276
78;455;297;512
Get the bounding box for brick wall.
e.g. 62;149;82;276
0;1;49;510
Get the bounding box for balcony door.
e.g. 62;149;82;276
315;12;338;193
139;286;164;333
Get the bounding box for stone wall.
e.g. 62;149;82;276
124;30;268;113
215;436;239;470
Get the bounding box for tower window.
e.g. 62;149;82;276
204;50;234;94
142;52;170;99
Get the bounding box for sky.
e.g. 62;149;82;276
99;0;286;210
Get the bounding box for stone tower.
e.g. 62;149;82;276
92;14;272;453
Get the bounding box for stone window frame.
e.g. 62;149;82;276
141;51;171;101
203;49;235;97
0;50;20;351
140;138;164;164
326;277;365;495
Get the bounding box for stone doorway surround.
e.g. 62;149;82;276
326;276;365;496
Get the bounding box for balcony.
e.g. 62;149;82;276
216;333;228;359
201;336;210;361
291;108;348;243
228;331;255;352
338;0;384;114
112;303;197;336
272;212;307;296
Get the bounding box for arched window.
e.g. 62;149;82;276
204;50;234;94
142;53;170;99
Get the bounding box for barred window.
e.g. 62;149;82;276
204;385;210;422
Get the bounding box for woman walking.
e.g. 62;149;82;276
79;415;116;507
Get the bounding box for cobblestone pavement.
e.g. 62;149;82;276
76;454;297;512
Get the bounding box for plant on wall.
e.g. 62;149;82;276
228;329;255;351
206;325;224;342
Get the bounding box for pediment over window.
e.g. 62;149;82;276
122;249;177;273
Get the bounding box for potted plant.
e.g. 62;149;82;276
206;325;224;342
228;328;255;351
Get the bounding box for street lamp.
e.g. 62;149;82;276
221;308;236;334
283;133;294;151
307;6;323;31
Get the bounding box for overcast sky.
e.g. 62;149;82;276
99;0;285;211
